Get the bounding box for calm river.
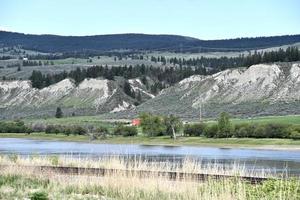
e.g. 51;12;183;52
0;138;300;175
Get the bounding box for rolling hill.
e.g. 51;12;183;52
0;77;154;119
1;31;300;53
1;62;300;119
126;62;300;119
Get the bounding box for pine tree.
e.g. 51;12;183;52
30;70;44;89
136;91;142;102
55;107;63;118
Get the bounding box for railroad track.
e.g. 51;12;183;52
0;164;271;184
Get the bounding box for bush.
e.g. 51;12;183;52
234;123;254;137
234;123;291;138
0;120;28;133
71;126;87;135
289;125;300;139
31;123;46;132
45;125;61;134
264;123;289;138
29;191;49;200
44;125;87;135
204;124;218;138
91;126;109;140
114;125;137;137
184;123;206;136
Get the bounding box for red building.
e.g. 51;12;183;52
132;118;141;126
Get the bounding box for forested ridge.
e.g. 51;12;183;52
1;31;300;53
28;47;300;90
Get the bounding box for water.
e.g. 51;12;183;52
0;138;300;175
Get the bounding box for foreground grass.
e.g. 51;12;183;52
0;155;299;200
1;133;300;149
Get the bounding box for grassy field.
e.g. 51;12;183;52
204;115;300;125
0;155;299;200
1;133;300;150
24;115;120;130
23;114;300;128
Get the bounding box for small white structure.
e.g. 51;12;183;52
22;57;28;61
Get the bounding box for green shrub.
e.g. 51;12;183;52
0;120;28;133
114;125;137;137
184;123;206;136
8;154;18;163
45;125;61;134
49;155;59;166
45;125;87;135
234;123;255;137
29;191;49;200
204;124;218;138
71;126;87;135
263;123;289;138
289;125;300;139
91;126;109;139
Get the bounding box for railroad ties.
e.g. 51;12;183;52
0;164;270;184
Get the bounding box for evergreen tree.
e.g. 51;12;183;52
30;70;44;89
123;81;135;98
136;91;142;102
55;107;63;118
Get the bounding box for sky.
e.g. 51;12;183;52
0;0;299;40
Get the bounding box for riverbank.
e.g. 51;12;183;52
1;133;300;150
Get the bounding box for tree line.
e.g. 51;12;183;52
26;47;300;94
2;112;299;139
22;60;54;66
160;47;300;70
29;64;206;89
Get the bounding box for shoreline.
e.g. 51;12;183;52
1;133;300;151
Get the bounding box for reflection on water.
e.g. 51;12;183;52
0;138;299;175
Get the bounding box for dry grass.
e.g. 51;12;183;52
0;155;299;200
0;154;274;177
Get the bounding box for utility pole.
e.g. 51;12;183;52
199;90;202;122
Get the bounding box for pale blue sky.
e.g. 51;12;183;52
0;0;299;39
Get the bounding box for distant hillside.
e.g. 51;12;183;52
126;62;300;119
1;31;300;53
2;62;300;119
0;77;154;119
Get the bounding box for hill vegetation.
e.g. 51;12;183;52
1;31;300;53
28;47;300;90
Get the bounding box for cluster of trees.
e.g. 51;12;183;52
1;112;300;140
29;64;206;90
150;56;167;65
183;112;300;139
0;120;31;134
113;124;138;137
139;113;183;139
22;60;54;66
166;47;300;70
0;56;12;60
0;118;138;139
